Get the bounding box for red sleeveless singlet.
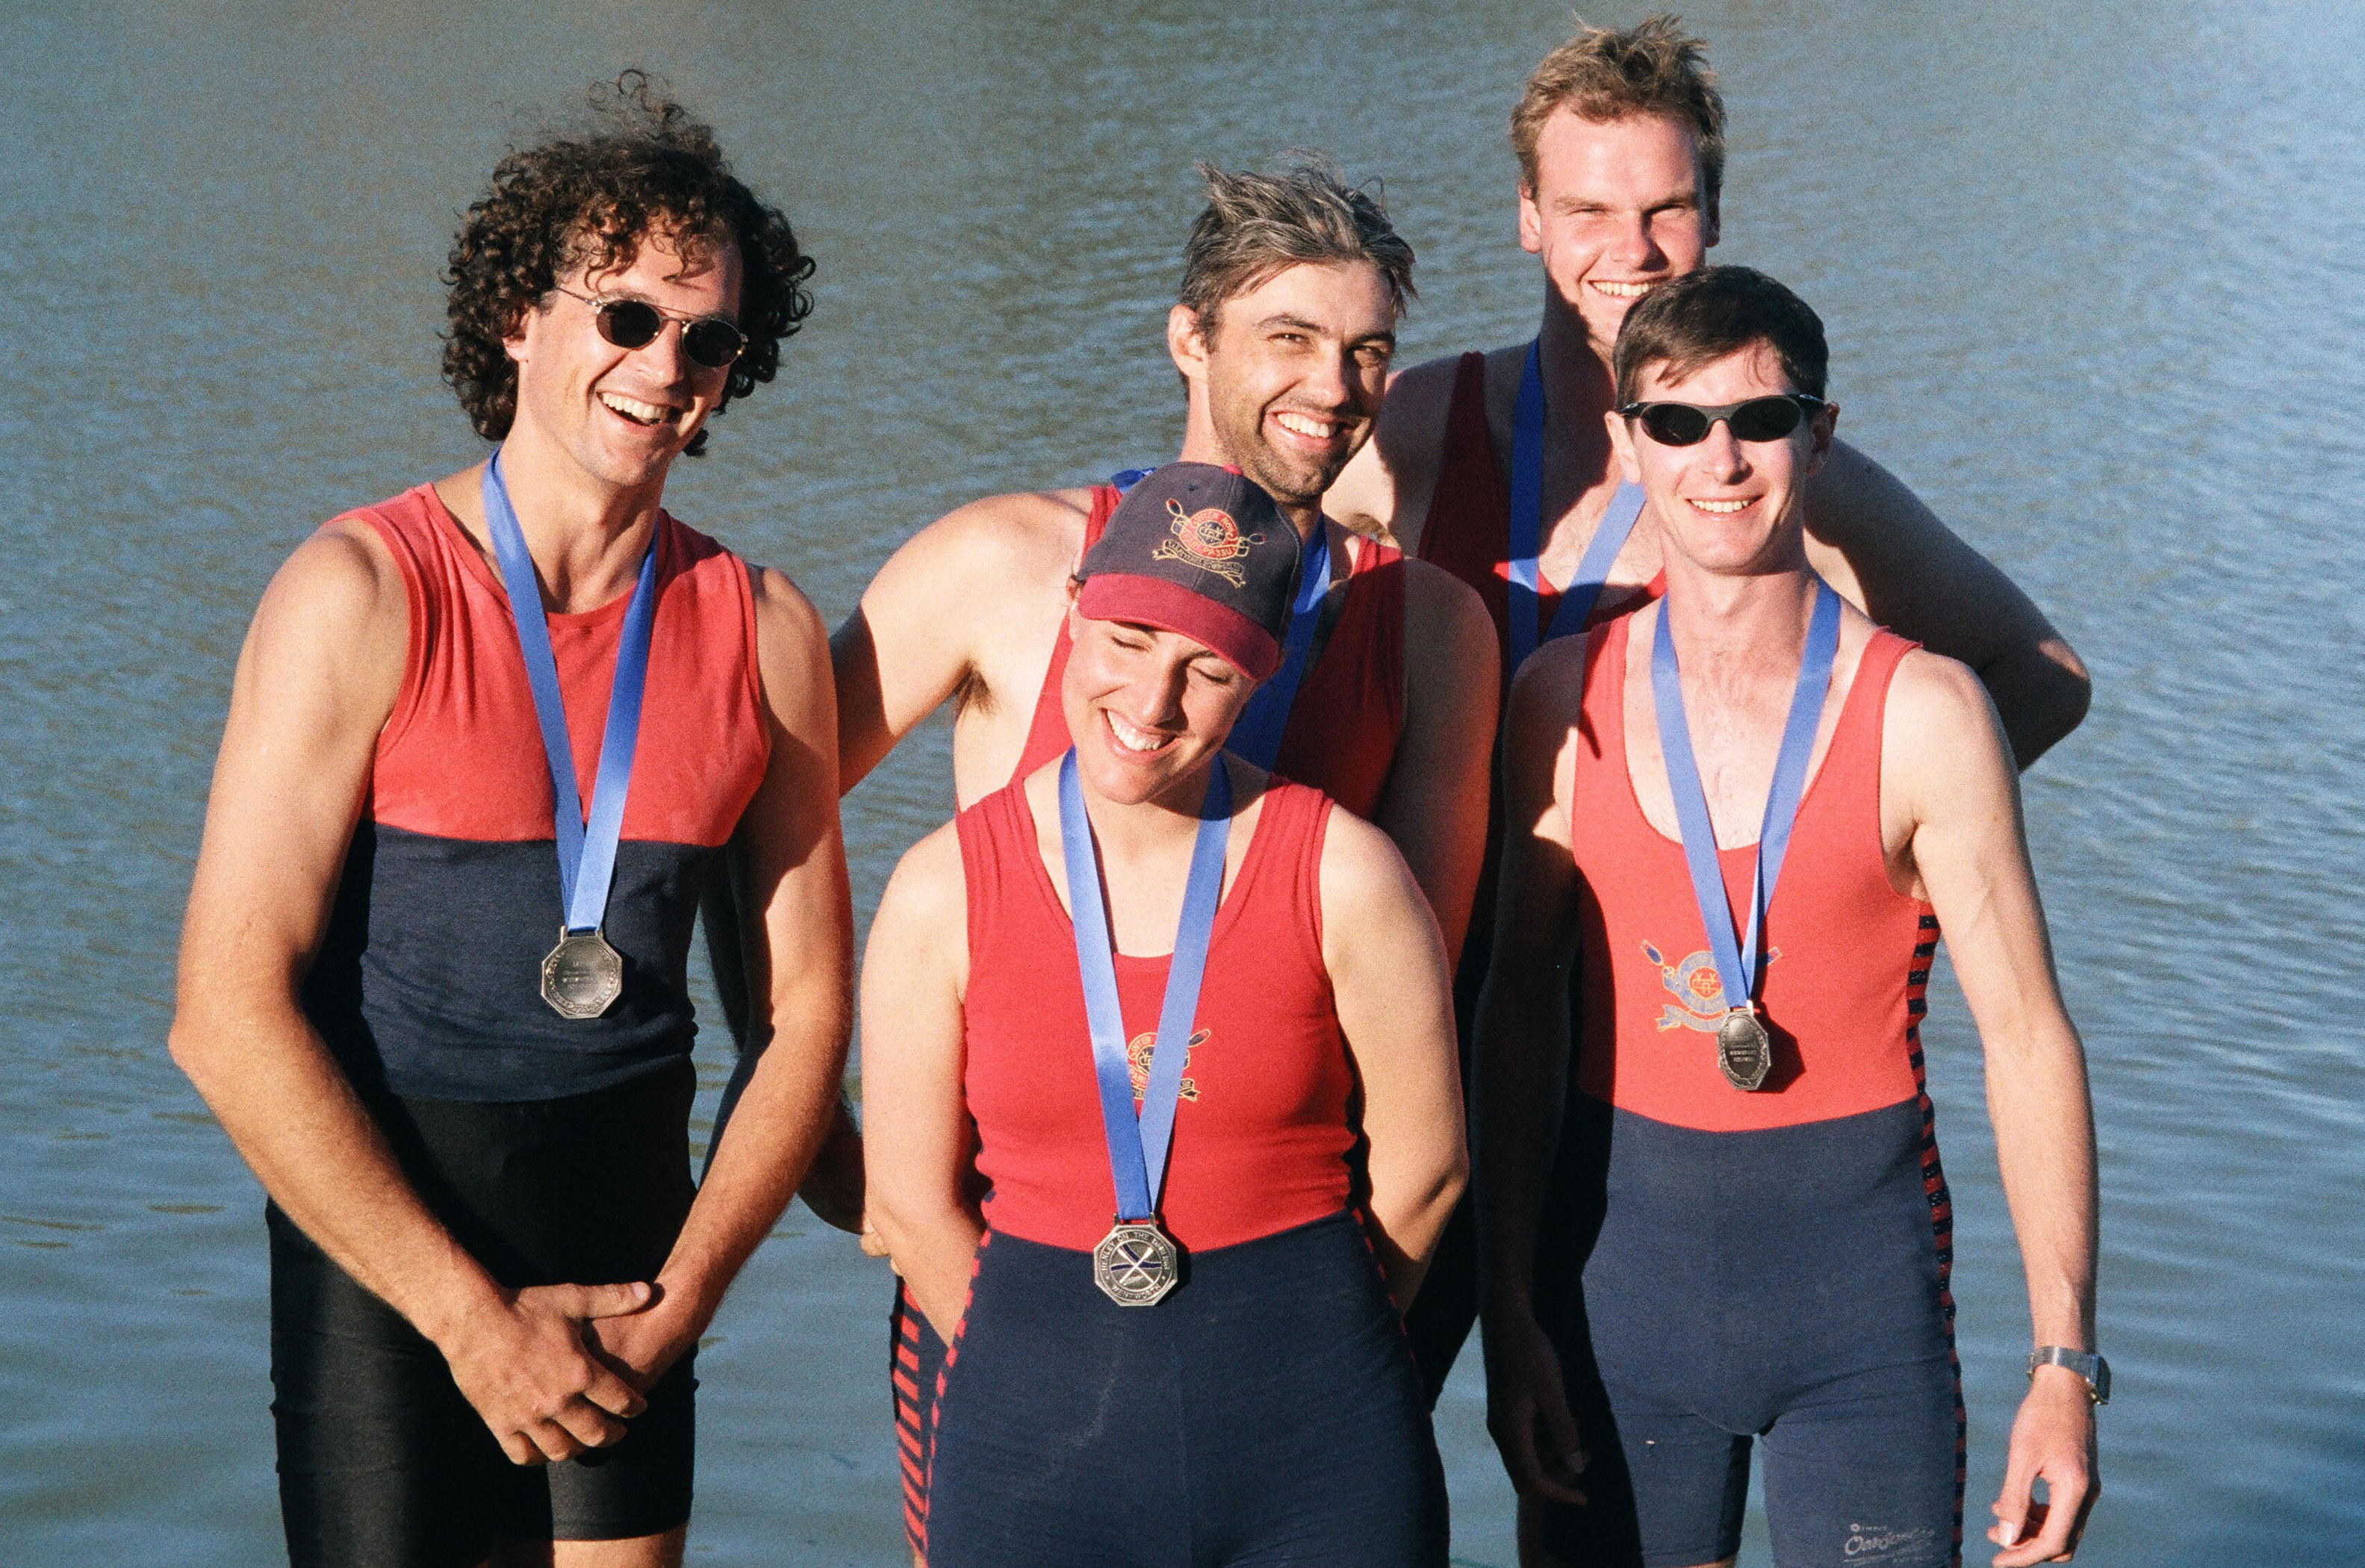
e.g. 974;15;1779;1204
955;776;1355;1252
1417;350;1665;671
1010;485;1407;818
1569;615;1936;1133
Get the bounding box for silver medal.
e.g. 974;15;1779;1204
541;929;624;1020
1093;1220;1179;1307
1715;1007;1772;1092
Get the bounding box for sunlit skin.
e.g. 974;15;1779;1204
1606;346;1837;585
505;231;743;500
1520;109;1718;361
1057;603;1258;812
1172;260;1396;522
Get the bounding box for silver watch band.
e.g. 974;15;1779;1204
2028;1345;2110;1404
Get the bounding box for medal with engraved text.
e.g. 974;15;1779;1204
1715;1006;1774;1092
1093;1221;1181;1307
1059;750;1231;1308
482;453;661;1020
1651;582;1842;1092
542;928;626;1020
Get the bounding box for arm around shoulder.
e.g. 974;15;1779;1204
1806;441;2090;767
1326;353;1464;551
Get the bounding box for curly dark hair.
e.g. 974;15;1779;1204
442;72;815;458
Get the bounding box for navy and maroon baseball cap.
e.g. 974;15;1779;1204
1076;462;1302;681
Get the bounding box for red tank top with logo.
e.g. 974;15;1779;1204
956;775;1355;1252
1011;485;1406;818
1569;614;1936;1133
1417;350;1664;672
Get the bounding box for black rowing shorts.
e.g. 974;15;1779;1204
267;1058;699;1568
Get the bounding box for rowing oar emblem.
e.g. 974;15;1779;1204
1154;499;1264;588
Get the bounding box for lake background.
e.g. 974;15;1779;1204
4;1;2361;1563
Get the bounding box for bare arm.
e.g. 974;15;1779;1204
1889;653;2099;1565
1805;441;2090;768
859;824;981;1340
1470;641;1592;1505
596;567;856;1386
833;491;1084;794
169;523;651;1465
1320;804;1467;1312
1372;560;1500;969
1325;356;1462;553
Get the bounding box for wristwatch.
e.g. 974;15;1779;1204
2028;1346;2110;1404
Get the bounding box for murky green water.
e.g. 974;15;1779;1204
4;1;2361;1562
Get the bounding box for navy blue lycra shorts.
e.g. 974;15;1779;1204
269;1060;699;1568
1531;1094;1965;1568
925;1211;1449;1567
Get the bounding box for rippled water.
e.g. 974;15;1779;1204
4;1;2361;1563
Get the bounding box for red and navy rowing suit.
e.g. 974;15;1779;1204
1404;350;1665;1398
276;485;768;1567
1533;615;1962;1568
914;773;1445;1567
888;481;1411;1552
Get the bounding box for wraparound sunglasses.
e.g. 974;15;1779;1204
553;285;748;371
1617;393;1827;447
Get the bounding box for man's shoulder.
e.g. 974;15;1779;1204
1883;644;2005;771
886;485;1100;594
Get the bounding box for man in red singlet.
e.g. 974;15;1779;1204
169;82;854;1568
1478;268;2100;1568
1325;14;2090;768
804;159;1497;1556
1326;10;2095;1401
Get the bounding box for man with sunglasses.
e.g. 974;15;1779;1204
169;82;854;1568
1323;10;2094;1409
1476;267;2101;1568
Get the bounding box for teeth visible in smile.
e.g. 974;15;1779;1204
599;391;671;426
1691;497;1750;514
1590;279;1656;299
1107;712;1169;753
1274;411;1337;439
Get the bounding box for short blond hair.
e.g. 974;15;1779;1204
1509;14;1725;206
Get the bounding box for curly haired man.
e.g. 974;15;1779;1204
170;77;854;1568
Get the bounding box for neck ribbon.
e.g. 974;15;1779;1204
1057;747;1232;1224
1650;580;1842;1014
481;452;661;937
1223;523;1331;770
1507;338;1647;671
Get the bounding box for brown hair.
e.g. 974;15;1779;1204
1509;14;1725;206
1177;156;1417;332
1612;266;1827;405
442;72;815;458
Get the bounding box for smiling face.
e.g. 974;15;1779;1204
1520;110;1718;357
504;228;744;494
1171;261;1396;511
1060;607;1257;808
1607;343;1836;577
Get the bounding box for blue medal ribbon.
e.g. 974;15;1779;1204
1507;339;1647;671
1650;581;1842;1014
1223;523;1331;770
1057;748;1232;1224
481;452;662;937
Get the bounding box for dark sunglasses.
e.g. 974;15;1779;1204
553;286;748;371
1617;393;1827;447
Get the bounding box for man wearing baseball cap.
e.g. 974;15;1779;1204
861;461;1466;1567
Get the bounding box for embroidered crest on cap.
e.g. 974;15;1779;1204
1153;498;1266;588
